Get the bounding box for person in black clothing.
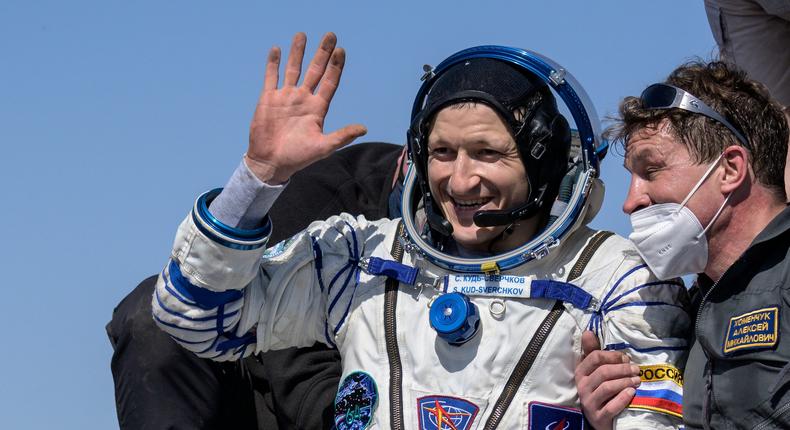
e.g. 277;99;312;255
575;60;790;429
107;141;405;429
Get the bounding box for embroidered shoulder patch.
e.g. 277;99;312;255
334;371;378;430
417;395;479;430
628;364;683;418
723;306;779;355
528;402;585;430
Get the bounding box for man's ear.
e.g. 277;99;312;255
719;145;749;194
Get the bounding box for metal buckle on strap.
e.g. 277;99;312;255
415;272;441;291
525;237;560;261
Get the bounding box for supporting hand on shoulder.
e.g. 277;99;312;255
246;32;367;184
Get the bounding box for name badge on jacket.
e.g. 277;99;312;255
723;306;779;355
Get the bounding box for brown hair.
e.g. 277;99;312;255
607;60;788;200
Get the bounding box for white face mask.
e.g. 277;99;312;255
628;154;731;280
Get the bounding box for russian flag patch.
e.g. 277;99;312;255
628;364;683;418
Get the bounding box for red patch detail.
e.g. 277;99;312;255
629;396;683;417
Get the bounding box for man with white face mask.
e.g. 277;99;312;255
575;60;789;429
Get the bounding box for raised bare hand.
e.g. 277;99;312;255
245;32;367;184
575;331;640;430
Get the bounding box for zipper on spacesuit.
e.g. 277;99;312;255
483;230;613;429
384;221;406;430
483;300;565;429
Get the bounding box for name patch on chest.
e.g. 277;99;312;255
417;395;479;430
445;274;529;298
723;306;779;355
528;402;585;430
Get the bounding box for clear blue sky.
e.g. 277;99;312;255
0;1;716;428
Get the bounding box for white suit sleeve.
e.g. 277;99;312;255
151;185;275;362
152;179;391;361
588;250;690;430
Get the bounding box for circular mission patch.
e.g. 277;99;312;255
334;371;378;430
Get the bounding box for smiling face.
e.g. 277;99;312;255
426;103;537;253
622;122;721;221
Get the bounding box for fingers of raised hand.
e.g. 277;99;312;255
302;32;337;92
283;32;307;87
260;32;343;106
315;47;345;105
263;46;281;91
323;124;368;153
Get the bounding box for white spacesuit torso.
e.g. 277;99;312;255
154;192;689;429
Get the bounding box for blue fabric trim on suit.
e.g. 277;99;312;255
155;287;239;322
344;221;360;261
326;224;358;298
162;275;199;308
333;267;361;336
586;313;602;336
168;260;244;310
153;313;234;333
327;263;351;296
329;223;361;335
191;210;268;251
216;303;225;334
216;332;256;353
605;280;684;310
167;332;218;346
197;188;271;239
236;342;251;359
531;279;595;310
196;336;221;354
599;264;648;306
635;388;683;404
328;261;357;321
606;301;685;312
605;342;688;353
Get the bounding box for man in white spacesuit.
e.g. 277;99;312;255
152;32;690;429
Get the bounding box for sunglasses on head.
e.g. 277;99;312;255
640;83;749;148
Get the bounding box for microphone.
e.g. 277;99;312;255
472;185;547;227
